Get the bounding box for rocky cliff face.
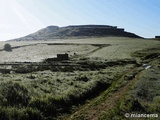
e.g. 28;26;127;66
13;25;142;41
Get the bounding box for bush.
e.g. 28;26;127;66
148;96;160;113
0;107;43;120
75;75;89;82
28;96;69;118
3;43;12;51
0;81;31;106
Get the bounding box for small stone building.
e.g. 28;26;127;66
44;53;69;62
155;36;160;39
57;53;69;60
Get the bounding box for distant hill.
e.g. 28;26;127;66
12;25;142;41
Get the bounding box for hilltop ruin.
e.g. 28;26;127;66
12;25;142;41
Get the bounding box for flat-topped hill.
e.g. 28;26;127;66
13;25;142;41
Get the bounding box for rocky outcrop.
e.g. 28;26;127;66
13;25;142;41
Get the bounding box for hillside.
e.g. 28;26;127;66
12;25;142;41
0;37;159;119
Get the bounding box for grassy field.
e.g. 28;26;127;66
0;37;159;62
0;37;159;120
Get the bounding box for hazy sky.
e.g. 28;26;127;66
0;0;160;41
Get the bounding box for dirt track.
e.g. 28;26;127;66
68;66;144;120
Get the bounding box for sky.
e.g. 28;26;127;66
0;0;160;41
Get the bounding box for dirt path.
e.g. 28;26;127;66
88;68;143;120
68;67;144;120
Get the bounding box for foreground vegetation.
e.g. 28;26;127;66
0;37;159;119
0;60;135;119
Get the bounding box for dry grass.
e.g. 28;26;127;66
0;37;159;62
0;37;159;119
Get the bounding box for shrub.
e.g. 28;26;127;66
0;107;9;120
135;81;157;101
0;81;31;106
0;107;43;120
28;96;69;118
24;107;44;120
75;75;89;82
3;43;12;51
148;96;160;113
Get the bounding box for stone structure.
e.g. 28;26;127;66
44;53;69;62
57;53;69;60
155;36;160;39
